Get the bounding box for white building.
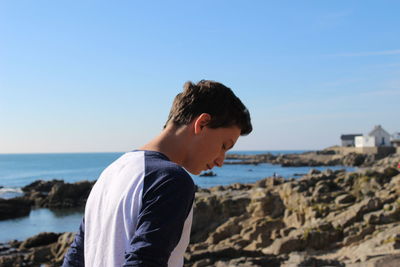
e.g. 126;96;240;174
340;134;362;147
355;125;392;148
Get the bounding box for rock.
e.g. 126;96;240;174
51;232;75;264
25;244;53;264
247;190;285;218
47;180;94;208
283;209;305;228
22;179;64;194
19;232;61;249
364;253;400;267
331;197;382;228
383;167;399;179
22;180;95;208
191;190;250;243
301;223;342;250
186;246;265;264
254;177;284;188
240;218;285;249
342;153;367;166
343;224;375;246
213;256;282;267
282;252;345;267
206;217;242;244
335;193;356;204
0;197;31;220
199;171;217;177
262;235;305;255
308;169;321;175
0;231;73;266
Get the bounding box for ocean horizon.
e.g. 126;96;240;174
0;150;310;188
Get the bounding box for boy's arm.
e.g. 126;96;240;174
62;218;85;267
123;173;195;267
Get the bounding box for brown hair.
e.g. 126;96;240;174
165;80;252;135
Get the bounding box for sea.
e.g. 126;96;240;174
0;151;355;243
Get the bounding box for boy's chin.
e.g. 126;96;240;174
186;168;202;176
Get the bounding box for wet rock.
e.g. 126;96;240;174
22;180;95;208
0;197;31;220
47;180;94;208
22;179;64;194
199;171;217;177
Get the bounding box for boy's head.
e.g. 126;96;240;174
165;80;252;135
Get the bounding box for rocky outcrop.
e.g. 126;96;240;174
0;197;31;220
0;179;95;221
184;166;400;266
22;179;95;208
1;160;400;266
225;148;396;167
0;232;74;266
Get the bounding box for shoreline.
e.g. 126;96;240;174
1;162;399;265
0;151;399;266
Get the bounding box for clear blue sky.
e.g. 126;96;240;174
1;1;399;153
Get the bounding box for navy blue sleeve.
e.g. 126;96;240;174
62;217;85;267
123;169;195;267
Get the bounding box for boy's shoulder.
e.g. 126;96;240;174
126;150;194;188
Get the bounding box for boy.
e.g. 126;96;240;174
62;80;252;266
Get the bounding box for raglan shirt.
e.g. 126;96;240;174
62;150;196;267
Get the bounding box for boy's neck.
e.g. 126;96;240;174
140;123;190;166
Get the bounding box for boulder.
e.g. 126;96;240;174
247;190;285;218
22;179;64;194
262;235;305;255
47;180;94;208
335;193;356;205
331;197;382;228
19;232;61;249
51;232;75;264
0;197;31;220
191;191;250;243
206;217;243;244
21;180;95;208
282;252;344;267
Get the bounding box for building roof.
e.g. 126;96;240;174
369;125;390;136
341;134;363;140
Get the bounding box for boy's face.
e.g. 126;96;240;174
184;125;241;175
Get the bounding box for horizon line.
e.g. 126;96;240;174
0;148;319;155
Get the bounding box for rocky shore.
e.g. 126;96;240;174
1;152;400;266
0;179;94;220
225;147;391;167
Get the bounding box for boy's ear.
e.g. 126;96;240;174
194;113;211;134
